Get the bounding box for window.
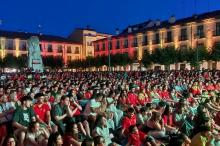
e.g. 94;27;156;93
47;44;53;52
180;28;187;41
102;42;106;51
116;40;120;49
57;45;63;53
96;44;100;51
87;51;92;56
67;46;72;53
108;41;112;50
197;25;204;38
133;37;138;47
167;31;172;42
19;40;26;51
123;39;128;48
75;47;80;54
67;56;71;62
215;22;220;36
142;35;148;46
87;41;93;46
153;33;160;44
6;39;14;50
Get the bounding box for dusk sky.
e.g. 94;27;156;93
0;0;220;37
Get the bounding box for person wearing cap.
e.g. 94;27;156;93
12;96;36;146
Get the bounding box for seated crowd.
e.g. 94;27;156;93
0;70;220;146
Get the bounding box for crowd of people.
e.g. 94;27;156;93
0;70;220;146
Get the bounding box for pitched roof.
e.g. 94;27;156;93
0;30;80;44
93;9;220;43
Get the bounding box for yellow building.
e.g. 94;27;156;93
94;10;220;70
0;30;82;65
69;28;111;59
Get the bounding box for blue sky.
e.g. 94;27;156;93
0;0;220;37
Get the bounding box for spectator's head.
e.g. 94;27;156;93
35;93;45;104
60;95;70;106
94;136;105;146
199;125;211;137
81;138;94;146
20;96;33;108
65;119;78;135
128;125;138;133
126;107;135;118
2;134;17;146
47;132;63;146
168;134;186;146
94;93;104;102
28;121;40;133
95;115;107;128
151;111;161;122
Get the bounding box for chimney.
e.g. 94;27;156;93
169;15;176;24
116;28;120;35
128;26;132;33
156;19;161;26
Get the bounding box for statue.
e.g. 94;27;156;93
27;36;44;72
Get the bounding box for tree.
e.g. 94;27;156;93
42;56;64;68
162;46;178;66
151;48;163;64
177;48;191;62
3;54;18;68
210;43;220;61
16;56;27;68
142;49;152;68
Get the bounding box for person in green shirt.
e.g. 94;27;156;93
12;96;36;146
52;95;76;135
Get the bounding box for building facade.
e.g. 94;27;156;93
0;31;82;65
69;28;111;59
93;10;220;70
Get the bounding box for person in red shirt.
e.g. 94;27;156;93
128;125;157;146
127;87;139;106
33;93;55;133
121;108;137;136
